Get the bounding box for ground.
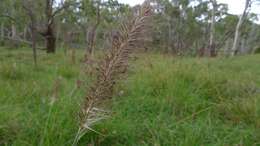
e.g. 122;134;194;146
0;47;260;146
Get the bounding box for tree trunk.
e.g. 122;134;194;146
1;23;4;43
71;47;76;64
11;23;18;47
240;38;246;54
247;24;257;54
231;18;243;56
209;0;217;57
85;0;100;57
24;27;27;40
45;0;56;53
87;27;96;55
46;27;56;53
231;0;251;56
22;0;37;66
56;23;60;48
31;21;37;66
11;24;16;39
224;39;232;56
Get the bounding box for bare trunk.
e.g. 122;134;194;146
46;37;56;53
87;25;98;54
56;23;60;48
87;28;96;55
71;47;76;64
45;0;56;53
231;17;243;56
46;27;56;53
224;39;232;56
31;21;37;66
167;17;172;53
24;27;27;40
11;23;18;47
1;23;4;42
11;24;16;39
64;31;71;55
240;38;246;54
85;0;100;57
22;0;37;66
247;24;257;54
209;0;217;57
231;0;251;56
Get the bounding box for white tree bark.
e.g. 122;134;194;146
209;0;217;56
11;24;17;39
231;0;251;56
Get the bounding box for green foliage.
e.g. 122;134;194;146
0;49;260;145
255;47;260;54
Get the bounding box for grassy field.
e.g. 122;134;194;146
0;47;260;146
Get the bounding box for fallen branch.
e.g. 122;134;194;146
3;36;45;50
3;36;32;45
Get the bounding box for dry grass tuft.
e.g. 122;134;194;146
73;2;153;144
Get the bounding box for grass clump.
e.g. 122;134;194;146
57;65;79;79
84;54;260;146
0;63;25;80
0;48;259;145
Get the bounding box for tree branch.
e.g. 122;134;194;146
51;1;77;18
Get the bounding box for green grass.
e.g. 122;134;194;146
0;47;260;146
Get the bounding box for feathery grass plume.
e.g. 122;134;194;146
73;2;152;144
49;76;62;105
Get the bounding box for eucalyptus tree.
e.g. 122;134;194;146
74;0;130;57
22;0;37;66
69;0;100;57
0;0;27;46
40;0;73;53
231;0;252;56
208;0;217;56
150;0;212;55
86;0;101;55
